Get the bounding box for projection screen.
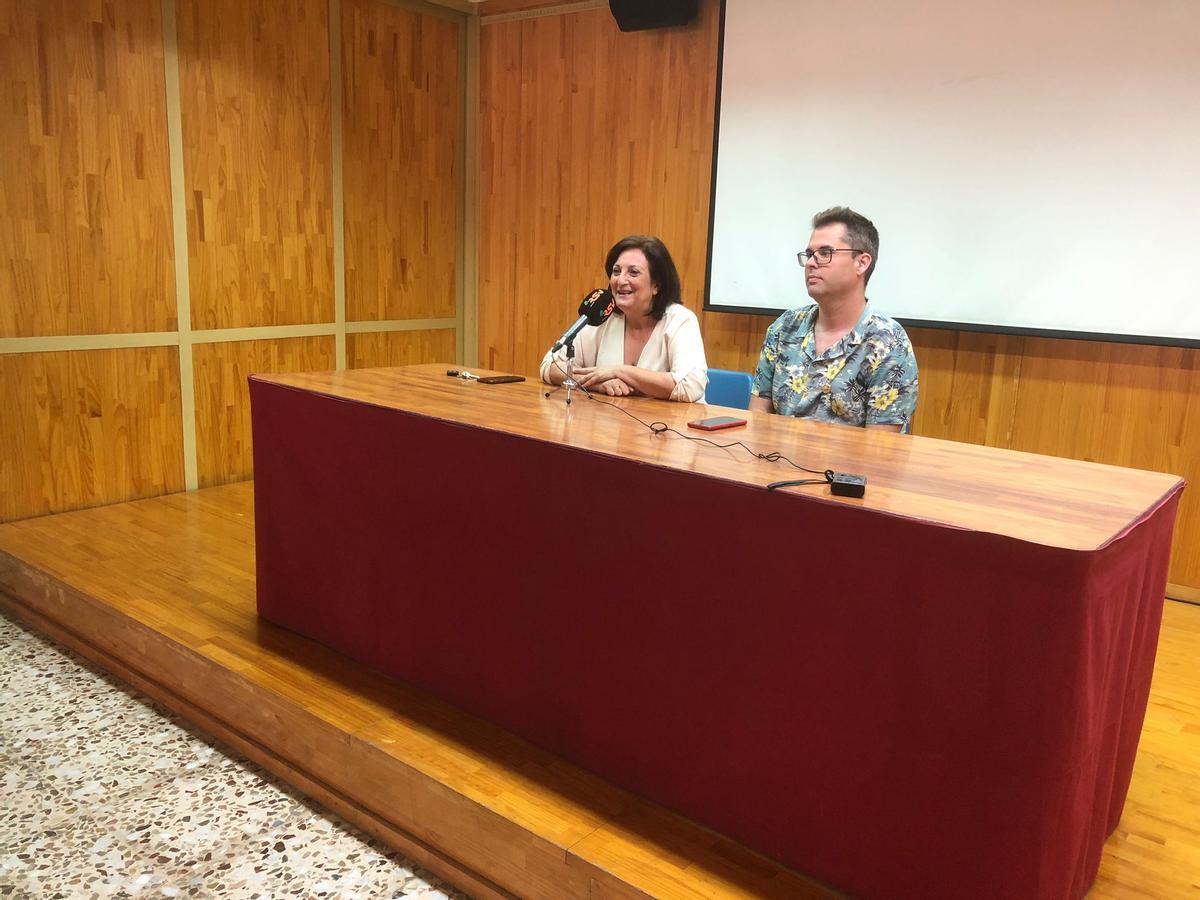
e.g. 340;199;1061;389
705;0;1200;346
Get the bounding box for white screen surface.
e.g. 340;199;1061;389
706;0;1200;343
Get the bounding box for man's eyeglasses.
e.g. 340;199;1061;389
797;247;863;266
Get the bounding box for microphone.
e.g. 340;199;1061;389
550;288;615;353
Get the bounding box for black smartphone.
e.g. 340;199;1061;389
477;375;526;384
687;415;747;431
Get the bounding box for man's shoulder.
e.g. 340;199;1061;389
771;304;818;333
860;307;912;343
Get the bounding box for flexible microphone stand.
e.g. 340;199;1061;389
543;338;581;405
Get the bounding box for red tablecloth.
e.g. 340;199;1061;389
250;375;1181;899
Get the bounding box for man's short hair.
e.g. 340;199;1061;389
812;207;879;284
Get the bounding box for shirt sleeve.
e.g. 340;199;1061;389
751;313;786;398
538;348;559;384
664;307;709;402
861;325;919;428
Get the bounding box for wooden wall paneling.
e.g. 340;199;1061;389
177;0;334;331
1009;339;1200;586
342;0;461;324
907;327;1024;447
192;336;336;488
347;328;457;369
478;2;720;375
0;348;184;522
0;0;176;338
477;11;567;373
701;310;769;373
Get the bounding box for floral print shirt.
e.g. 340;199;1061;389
751;304;918;428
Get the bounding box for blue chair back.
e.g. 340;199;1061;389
706;368;753;409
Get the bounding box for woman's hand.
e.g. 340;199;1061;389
572;366;634;396
573;365;627;388
593;378;632;396
574;366;636;396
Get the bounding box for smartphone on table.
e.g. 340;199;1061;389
687;415;747;431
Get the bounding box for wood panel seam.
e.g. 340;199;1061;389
459;13;479;366
1003;340;1025;448
161;0;199;492
377;0;475;21
480;0;607;25
330;0;347;371
346;318;459;334
0;322;458;354
0;334;181;354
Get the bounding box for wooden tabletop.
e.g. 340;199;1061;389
253;364;1184;552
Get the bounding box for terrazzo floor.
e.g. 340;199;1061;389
0;609;470;899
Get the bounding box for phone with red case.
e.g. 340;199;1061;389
687;415;747;431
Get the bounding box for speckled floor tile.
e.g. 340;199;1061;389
1;806;461;899
0;612;34;651
0;751;95;835
1;653;223;809
0;610;469;898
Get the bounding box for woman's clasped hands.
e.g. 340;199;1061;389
573;365;633;396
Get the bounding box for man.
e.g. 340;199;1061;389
749;207;918;431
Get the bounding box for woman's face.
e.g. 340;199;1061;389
609;248;658;319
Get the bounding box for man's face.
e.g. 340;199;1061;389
803;224;869;302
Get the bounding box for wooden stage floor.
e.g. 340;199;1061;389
1;483;1197;898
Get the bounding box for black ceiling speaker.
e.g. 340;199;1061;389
609;0;699;32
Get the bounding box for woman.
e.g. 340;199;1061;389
540;235;708;401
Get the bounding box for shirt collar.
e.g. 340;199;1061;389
844;301;873;347
806;302;873;360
